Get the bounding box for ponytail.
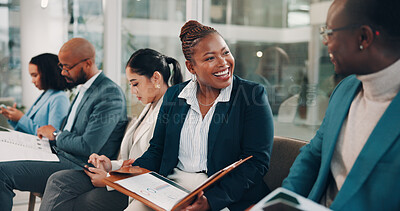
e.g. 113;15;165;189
165;56;183;85
126;48;183;87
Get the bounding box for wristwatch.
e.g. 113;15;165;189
52;130;61;140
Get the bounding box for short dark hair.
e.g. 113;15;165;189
30;53;74;91
126;48;183;86
344;0;400;42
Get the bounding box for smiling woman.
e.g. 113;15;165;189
125;20;274;211
180;20;235;117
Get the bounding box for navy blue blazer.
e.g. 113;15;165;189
283;75;400;210
133;76;274;210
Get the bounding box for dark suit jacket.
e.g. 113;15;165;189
134;76;274;210
283;75;400;210
57;72;128;163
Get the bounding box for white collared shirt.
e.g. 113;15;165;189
63;71;102;132
177;80;233;173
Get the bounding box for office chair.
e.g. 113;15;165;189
263;136;307;191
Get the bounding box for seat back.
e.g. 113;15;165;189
264;136;307;191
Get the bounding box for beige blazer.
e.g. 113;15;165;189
110;97;163;170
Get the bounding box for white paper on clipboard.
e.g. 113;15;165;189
0;126;59;162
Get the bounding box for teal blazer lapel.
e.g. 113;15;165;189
322;80;361;172
310;77;362;199
27;91;50;118
332;90;400;210
71;72;105;129
74;86;93;119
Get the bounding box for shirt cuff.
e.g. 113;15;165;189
111;159;124;171
105;172;115;191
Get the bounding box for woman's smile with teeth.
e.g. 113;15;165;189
214;69;229;76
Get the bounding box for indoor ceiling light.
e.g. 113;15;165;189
41;0;49;9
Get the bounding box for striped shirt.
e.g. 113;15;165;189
177;80;233;173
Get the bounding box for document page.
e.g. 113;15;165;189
115;172;189;210
0;128;59;162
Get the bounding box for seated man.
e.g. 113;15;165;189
0;38;127;210
282;0;400;210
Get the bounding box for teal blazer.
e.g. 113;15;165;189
9;89;69;135
56;72;128;163
282;75;400;210
134;76;274;211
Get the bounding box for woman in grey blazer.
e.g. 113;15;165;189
39;49;183;211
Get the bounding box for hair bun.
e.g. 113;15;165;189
179;20;204;42
179;20;217;61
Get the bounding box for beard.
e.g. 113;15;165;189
64;67;87;86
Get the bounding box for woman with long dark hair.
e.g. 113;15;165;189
0;53;72;135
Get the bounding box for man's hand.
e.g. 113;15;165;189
0;103;24;122
37;125;57;140
183;191;210;211
84;167;107;187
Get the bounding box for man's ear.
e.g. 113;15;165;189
359;25;375;50
185;60;195;75
84;58;94;69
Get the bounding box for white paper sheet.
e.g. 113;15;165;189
0;128;59;162
115;172;189;210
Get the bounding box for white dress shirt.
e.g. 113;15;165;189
177;80;233;173
63;71;102;132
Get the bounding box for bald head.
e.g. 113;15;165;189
341;0;400;48
58;38;99;85
60;38;96;61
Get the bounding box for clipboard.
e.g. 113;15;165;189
103;155;253;211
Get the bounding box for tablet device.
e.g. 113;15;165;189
52;146;94;173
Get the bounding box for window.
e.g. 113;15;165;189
1;0;335;141
204;0;336;140
0;0;22;104
121;0;187;116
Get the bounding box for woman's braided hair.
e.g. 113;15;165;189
179;20;218;62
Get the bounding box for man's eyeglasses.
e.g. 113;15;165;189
319;24;362;42
58;58;90;73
